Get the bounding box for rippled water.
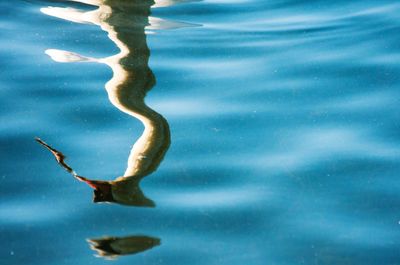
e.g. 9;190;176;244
1;0;400;264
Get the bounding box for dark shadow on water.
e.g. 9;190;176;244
87;235;160;260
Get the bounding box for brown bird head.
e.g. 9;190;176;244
77;175;154;207
78;178;115;203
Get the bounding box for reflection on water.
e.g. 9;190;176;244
3;0;400;264
35;0;195;259
37;0;179;207
87;235;160;259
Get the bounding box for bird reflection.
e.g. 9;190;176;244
87;235;160;259
37;0;196;207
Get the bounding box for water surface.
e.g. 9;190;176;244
1;0;400;264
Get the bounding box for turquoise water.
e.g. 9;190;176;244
1;0;400;264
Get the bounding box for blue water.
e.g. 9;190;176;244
1;0;400;264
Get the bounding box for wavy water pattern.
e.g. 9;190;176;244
1;0;400;264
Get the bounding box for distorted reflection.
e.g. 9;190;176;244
87;235;160;259
37;0;196;207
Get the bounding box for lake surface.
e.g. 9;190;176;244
1;0;400;264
